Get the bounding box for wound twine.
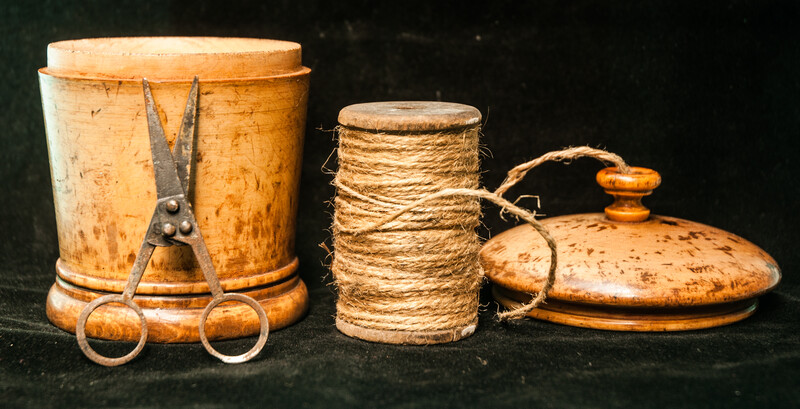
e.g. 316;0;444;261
331;119;628;337
332;124;482;333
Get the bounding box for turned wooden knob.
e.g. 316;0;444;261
596;167;661;222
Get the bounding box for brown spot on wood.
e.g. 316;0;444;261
517;252;531;262
106;223;118;258
587;248;594;256
660;220;678;226
688;265;712;274
707;279;726;294
679;231;701;241
482;259;511;278
639;271;656;284
487;243;506;254
251;223;262;239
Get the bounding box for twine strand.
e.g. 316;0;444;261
334;186;560;320
495;146;630;199
332;124;629;327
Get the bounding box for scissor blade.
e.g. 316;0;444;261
143;78;186;199
122;236;157;299
173;76;199;196
185;231;224;299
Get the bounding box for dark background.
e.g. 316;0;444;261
1;0;798;408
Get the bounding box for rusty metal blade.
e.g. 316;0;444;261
143;78;185;199
173;76;199;197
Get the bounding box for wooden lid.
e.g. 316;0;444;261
338;101;482;132
43;37;305;80
482;213;780;307
480;166;781;330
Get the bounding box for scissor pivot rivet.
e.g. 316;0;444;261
165;199;180;213
162;223;177;236
179;220;193;234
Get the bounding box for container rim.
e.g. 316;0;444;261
44;36;305;80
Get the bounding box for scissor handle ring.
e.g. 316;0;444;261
76;295;148;367
199;293;269;364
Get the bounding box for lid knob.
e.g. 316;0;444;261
596;167;661;222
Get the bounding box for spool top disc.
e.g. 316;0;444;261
338;101;481;132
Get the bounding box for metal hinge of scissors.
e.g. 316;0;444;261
75;77;269;366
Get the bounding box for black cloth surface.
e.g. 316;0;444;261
2;0;799;407
3;283;799;408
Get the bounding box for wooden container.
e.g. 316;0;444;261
40;37;310;342
481;167;780;331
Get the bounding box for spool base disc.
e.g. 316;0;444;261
46;275;308;343
336;318;477;345
493;286;759;332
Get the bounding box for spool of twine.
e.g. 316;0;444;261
331;101;628;345
332;102;483;344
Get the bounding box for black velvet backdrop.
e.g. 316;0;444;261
1;1;798;408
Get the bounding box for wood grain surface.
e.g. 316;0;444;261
482;213;780;307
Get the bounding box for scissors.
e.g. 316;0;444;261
76;77;269;366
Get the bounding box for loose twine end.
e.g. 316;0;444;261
490;146;629;319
